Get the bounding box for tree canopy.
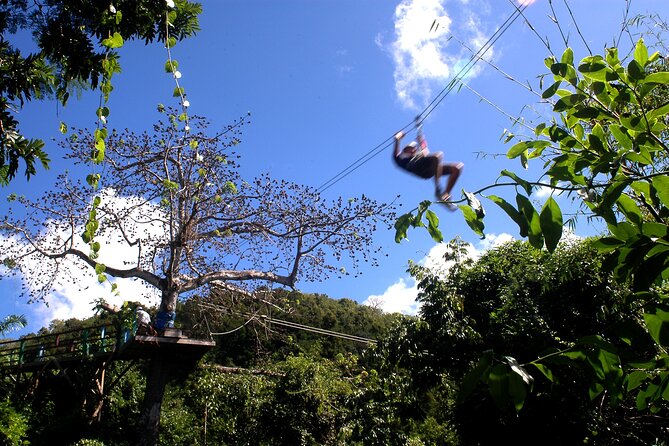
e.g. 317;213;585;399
1;108;394;316
0;0;201;184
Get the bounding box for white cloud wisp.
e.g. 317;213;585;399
386;0;497;109
363;233;514;315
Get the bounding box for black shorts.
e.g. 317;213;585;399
406;156;435;179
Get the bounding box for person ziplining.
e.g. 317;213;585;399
392;118;463;210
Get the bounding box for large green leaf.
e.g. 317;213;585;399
499;170;533;195
592;237;625;253
539;197;563;252
488;195;528;237
516;194;543;249
101;32;124;49
457;351;493;403
554;93;588;111
610;125;633;151
616;194;643;227
394;213;413;243
634;38;649;67
459;205;484;239
644;304;669;347
425;210;444;243
652;176;669;208
487;363;509;409
645;72;669;85
646;101;669;121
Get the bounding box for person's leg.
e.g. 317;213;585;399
440;162;464;200
429;153;444;197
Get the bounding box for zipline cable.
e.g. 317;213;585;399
197;302;377;345
316;1;529;194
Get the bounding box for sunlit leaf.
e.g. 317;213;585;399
102;32;124;49
425;210;443;243
459;205;484;239
488;195;528;237
652;176;669;208
539;197;563;252
645;72;669;85
500;170;533;195
634;38;649;66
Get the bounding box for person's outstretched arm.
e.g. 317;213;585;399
393;131;404;159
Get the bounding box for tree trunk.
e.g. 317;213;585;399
138;357;172;446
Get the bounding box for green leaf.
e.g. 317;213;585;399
487;363;509;409
95;263;106;275
458;351;493;403
652;176;669;207
464;190;485;218
589;381;605;400
517;194;543;249
554;94;588;112
459;205;484;239
578;59;613;81
628;60;645;82
508;370;527;412
101;32;124;49
616;194;643;227
645;72;669;85
539;197;563;252
610;125;633;151
488;195;528;237
425;210;444;243
500;170;533;195
643;305;669;347
59;121;67;134
173;87;185;97
529;362;554;382
86;174;101;189
394;213;414;243
96;106;110;118
166;36;177;48
592;237;625;253
542;81;561;99
561;47;574;65
634;38;649;67
626;370;650;392
647;102;669;121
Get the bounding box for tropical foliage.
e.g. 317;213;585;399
0;0;201;184
396;32;669;421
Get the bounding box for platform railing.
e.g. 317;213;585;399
0;322;137;370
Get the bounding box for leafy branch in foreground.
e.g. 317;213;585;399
397;37;669;415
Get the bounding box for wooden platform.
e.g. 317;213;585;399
0;327;216;374
117;328;216;362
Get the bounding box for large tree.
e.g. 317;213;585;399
365;238;660;445
0;0;201;184
0;107;394;444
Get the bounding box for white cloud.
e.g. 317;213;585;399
386;0;496;109
0;189;163;330
517;0;537;6
364;277;420;315
364;233;514;315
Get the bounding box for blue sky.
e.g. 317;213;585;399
1;0;668;336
